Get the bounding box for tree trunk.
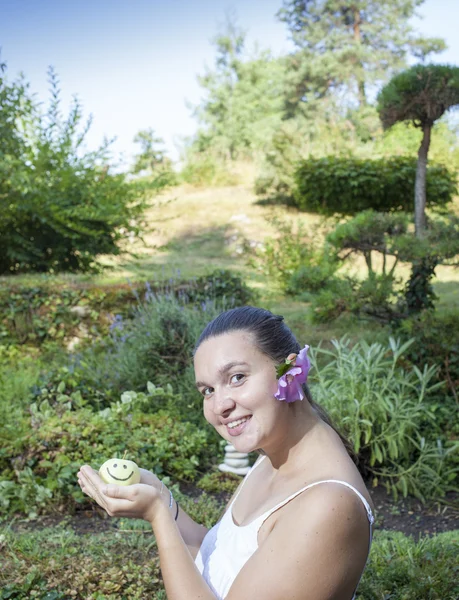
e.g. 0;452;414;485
353;8;366;107
414;123;432;238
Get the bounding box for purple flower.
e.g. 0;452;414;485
274;345;311;403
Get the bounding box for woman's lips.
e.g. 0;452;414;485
226;415;252;436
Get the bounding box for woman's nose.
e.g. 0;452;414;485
213;389;235;416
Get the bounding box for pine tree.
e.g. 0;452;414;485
377;64;459;237
278;0;445;110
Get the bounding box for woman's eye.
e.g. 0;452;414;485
202;387;213;397
230;373;245;384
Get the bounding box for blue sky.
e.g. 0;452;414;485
1;0;458;167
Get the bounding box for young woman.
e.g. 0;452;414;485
78;306;375;599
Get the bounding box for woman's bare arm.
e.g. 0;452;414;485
139;468;208;559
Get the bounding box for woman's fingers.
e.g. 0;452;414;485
78;465;109;510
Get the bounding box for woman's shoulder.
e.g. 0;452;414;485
227;475;372;600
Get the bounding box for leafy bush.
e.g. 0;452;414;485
287;261;340;296
0;385;217;516
197;469;241;494
0;66;162;274
396;311;459;433
0;345;41;444
187;269;255;306
69;292;224;415
310;337;458;500
248;216;338;292
293;156;457;216
358;530;459;600
325;211;459;320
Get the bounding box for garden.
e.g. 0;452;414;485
1;2;459;599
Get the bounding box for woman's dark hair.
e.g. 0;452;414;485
195;306;356;462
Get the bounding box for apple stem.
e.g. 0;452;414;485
122;450;128;460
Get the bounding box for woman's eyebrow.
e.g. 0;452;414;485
195;361;250;389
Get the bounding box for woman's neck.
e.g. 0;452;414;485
261;402;325;472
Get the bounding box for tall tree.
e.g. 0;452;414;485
132;128;168;174
278;0;445;110
191;17;286;160
377;63;459;237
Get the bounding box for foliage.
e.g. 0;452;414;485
278;0;445;110
403;257;438;313
287;260;340;296
185;19;286;164
325;211;459;319
0;284;117;346
66;280;247;418
309;337;458;500
0;525;163;599
378;63;459;237
0;66;158;274
0;270;253;348
247;216;338;292
186;269;255;306
357;530;459;600
396;311;459;405
132;128;171;174
0;345;41;444
378;63;459;130
0;386;216;517
293;156;457;216
327;210;408;277
196;469;241;494
1;525;458;599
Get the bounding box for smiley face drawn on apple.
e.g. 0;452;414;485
99;458;141;486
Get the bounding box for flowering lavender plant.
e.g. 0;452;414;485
274;345;311;403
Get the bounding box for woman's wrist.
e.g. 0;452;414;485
157;480;180;522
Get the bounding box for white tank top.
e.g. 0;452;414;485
195;455;375;600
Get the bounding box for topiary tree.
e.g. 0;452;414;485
377;64;459;237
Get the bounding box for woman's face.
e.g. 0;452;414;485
194;330;281;454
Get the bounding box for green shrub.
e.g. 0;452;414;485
0;386;217;517
310;337;458;499
248;216;338;292
0;67;156;274
188;269;255;306
70;293;223;415
197;469;241;494
395;311;459;450
293;156;457;216
358;530;459;600
309;278;356;323
287;261;340;295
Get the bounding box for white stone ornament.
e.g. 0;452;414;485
219;444;251;475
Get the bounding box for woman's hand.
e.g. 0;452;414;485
78;465;165;524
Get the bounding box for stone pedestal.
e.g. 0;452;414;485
218;444;251;475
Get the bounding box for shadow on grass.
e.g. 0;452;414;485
163;223;232;255
254;193;298;208
105;223;248;281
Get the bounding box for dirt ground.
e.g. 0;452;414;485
10;486;458;541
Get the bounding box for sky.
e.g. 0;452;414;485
1;0;459;169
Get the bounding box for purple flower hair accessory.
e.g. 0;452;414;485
274;345;311;403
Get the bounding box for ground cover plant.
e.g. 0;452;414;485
1;524;457;599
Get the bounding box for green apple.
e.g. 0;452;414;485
99;458;141;486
